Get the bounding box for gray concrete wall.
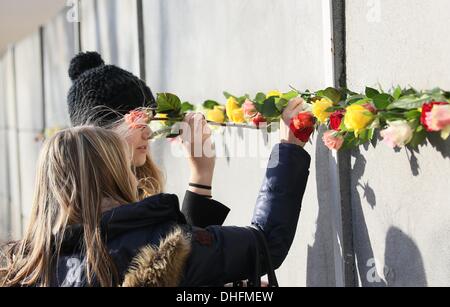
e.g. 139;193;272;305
80;0;140;76
346;0;450;286
13;32;45;232
0;56;8;242
43;11;75;128
0;48;22;240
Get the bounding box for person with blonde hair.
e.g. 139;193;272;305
67;52;229;227
0;98;311;287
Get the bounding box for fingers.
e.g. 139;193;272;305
181;112;209;145
284;97;304;114
282;98;305;123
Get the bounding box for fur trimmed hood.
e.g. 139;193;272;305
122;227;191;287
0;228;192;287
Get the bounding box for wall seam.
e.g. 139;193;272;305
332;0;357;287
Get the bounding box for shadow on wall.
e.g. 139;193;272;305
404;133;450;176
384;226;427;287
306;128;336;287
371;132;450;177
352;138;428;287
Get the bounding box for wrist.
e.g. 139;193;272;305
188;183;212;197
189;168;213;185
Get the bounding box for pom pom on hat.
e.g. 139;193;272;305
68;51;105;81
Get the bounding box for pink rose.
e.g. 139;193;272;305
420;101;449;131
380;121;413;148
243;99;257;118
425;104;450;131
322;131;344;151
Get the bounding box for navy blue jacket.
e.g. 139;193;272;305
52;143;311;287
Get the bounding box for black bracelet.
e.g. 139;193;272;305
189;183;212;190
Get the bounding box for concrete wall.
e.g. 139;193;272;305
0;56;9;242
80;0;140;76
13;32;45;231
43;11;76;128
0;48;23;240
346;0;450;286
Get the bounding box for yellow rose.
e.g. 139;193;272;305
156;113;168;124
231;108;245;123
226;97;240;120
267;90;282;98
344;104;375;136
312;98;334;123
207;106;225;123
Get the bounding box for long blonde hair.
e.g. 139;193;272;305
0;126;138;287
80;107;165;199
135;154;165;199
109;112;165;199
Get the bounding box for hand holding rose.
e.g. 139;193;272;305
280;98;315;147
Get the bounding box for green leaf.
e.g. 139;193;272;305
358;129;370;143
368;128;375;140
346;95;366;105
317;87;342;103
181;102;195;113
237;96;248;106
325;106;345;113
365;87;380;99
223;91;236;99
393;86;402;100
275;98;289;112
402;88;418;96
341;87;358;97
339;119;347;132
281;90;298;101
408;130;427;148
373;93;393;110
254;92;266;104
203;100;220;110
387;96;430;110
379;111;405;122
255;97;281;118
156;93;182;113
405;109;421;121
341;132;358;150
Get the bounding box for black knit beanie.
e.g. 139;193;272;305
67;52;156;126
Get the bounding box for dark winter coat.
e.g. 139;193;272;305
2;143;311;287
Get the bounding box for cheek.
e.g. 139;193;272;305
125;129;141;148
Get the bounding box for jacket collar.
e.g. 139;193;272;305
60;193;186;252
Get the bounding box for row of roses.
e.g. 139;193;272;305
146;87;450;151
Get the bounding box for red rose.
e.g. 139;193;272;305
252;113;267;128
420;102;449;132
330;110;345;131
290;112;316;142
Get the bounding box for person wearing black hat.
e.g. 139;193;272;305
67;51;229;228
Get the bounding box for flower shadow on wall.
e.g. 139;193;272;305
351;139;429;286
362;129;449;177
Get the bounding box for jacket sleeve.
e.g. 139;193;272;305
180;143;311;286
181;190;230;227
251;143;311;269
